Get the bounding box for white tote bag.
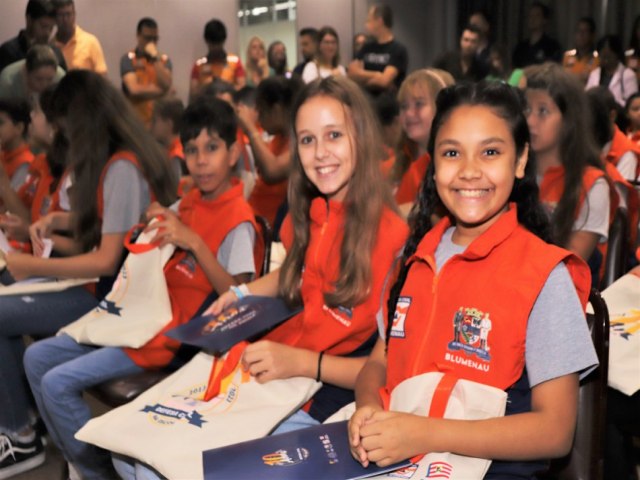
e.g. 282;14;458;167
60;222;175;348
599;272;640;395
326;372;507;480
76;342;321;480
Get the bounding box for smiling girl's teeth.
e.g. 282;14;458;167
458;189;489;198
318;166;337;174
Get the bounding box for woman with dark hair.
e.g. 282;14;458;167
267;40;289;77
0;70;174;478
301;26;346;83
586;34;638;107
349;81;596;478
527;62;614;285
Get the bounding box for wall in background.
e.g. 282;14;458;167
0;0;638;102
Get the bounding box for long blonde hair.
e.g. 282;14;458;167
279;76;396;308
392;68;454;183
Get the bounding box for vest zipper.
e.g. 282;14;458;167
412;256;452;377
313;202;330;266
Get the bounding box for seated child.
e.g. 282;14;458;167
0;99;34;192
350;81;598;478
23;97;257;480
151;97;185;189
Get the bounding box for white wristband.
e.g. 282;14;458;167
230;283;250;299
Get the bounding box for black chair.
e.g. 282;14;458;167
547;289;610;480
601;207;628;290
88;216;273;408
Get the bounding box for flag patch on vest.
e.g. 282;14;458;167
447;306;492;361
175;252;197;279
390;296;411;338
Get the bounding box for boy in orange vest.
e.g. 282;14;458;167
151;97;185;191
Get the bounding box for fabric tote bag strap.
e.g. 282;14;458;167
123;217;165;254
204;341;250;401
379;372;459;464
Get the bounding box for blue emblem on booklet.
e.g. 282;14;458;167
202;420;411;480
166;296;301;353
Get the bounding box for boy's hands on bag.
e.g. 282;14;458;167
241;340;315;383
144;203;199;251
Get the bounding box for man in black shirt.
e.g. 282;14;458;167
434;25;488;82
0;0;67;73
348;4;408;96
292;27;318;77
512;2;562;68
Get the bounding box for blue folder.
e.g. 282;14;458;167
166;296;301;353
202;420;411;479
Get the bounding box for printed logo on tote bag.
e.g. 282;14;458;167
140;363;251;428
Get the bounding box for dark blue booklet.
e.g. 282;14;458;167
202;420;411;479
166;296;301;353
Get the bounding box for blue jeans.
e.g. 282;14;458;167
0;286;98;434
24;334;143;480
271;408;320;435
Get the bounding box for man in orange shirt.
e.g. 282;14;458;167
52;0;107;74
120;18;172;128
189;19;245;102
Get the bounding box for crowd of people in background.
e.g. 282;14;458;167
0;0;639;479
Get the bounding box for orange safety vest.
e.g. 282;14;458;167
167;137;184;164
395;152;430;205
608;125;640;180
192;53;244;86
604;161;639;248
125;179;257;369
539;165;616;283
267;197;409;356
380;146;395;181
386;206;590;393
1;144;34;181
124;50;170;127
248;133;289;225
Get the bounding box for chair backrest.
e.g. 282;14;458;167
601;207;628;290
550;289;610;480
254;215;272;277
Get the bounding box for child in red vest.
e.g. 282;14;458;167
0;70;176;479
0;99;34;192
0;87;67;254
525;63;614;286
23;97;256;479
393;69;453;215
105;75;409;480
625;92;640;148
239;76;302;227
151;97;185;191
213;75;408;430
349;82;597;478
